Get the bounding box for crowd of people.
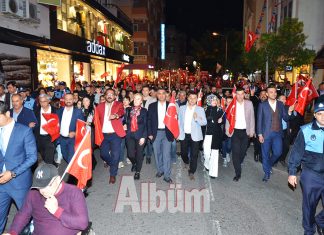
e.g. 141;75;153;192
0;78;323;235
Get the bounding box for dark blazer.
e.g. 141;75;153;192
0;122;37;190
257;100;289;139
147;101;174;142
5;93;11;109
57;107;84;133
125;107;147;140
10;107;38;128
34;105;57;137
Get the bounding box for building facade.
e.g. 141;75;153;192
97;0;165;80
243;0;324;87
0;0;133;89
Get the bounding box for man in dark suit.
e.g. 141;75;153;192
5;81;18;109
34;94;57;165
257;84;293;182
57;93;84;163
147;88;174;183
0;101;37;233
10;94;37;128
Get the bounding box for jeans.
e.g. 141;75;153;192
60;136;75;163
152;130;172;179
171;140;177;163
119;137;126;162
300;169;324;235
231;129;248;177
222;138;231;159
180;134;200;174
100;133;122;177
261;131;283;176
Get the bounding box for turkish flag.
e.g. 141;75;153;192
94;107;104;146
245;31;257;52
113;63;125;88
295;79;311;115
197;89;203;107
163;94;179;138
59;91;66;107
225;96;237;135
67;130;92;189
286;82;298;106
75;119;87;151
306;79;319;103
42;113;60;142
232;85;237;97
221;97;226;111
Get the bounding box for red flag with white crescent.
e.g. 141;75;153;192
221;97;226;111
41;113;60;142
163;94;179;138
225;96;237;135
245;31;257;52
295;79;311;115
75;119;87;151
67;130;92;189
94;107;104;146
197;89;203;107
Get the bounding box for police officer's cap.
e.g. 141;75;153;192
314;102;324;113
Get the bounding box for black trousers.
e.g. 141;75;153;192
37;135;55;164
126;135;145;172
279;129;290;162
231;129;249;177
180;134;200;174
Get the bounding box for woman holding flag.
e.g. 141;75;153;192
203;94;223;178
124;93;147;180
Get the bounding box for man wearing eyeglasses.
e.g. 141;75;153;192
3;163;89;235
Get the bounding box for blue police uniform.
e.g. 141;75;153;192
288;120;324;235
23;96;36;111
54;88;71;99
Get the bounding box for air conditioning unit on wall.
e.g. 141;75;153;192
0;0;27;18
27;0;40;23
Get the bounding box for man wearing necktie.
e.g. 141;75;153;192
0;101;37;233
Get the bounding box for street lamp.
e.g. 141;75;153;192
212;32;228;65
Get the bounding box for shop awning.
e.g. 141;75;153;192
123;64;155;70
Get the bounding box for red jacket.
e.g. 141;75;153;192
96;101;126;138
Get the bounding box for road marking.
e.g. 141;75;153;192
212;219;222;235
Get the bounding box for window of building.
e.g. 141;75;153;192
134;46;139;55
37;50;71;87
56;0;132;55
91;59;105;81
133;24;138;32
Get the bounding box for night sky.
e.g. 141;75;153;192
165;0;244;39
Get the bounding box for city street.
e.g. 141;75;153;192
6;146;304;235
24;146;302;235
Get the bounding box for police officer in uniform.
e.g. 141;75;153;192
288;101;324;235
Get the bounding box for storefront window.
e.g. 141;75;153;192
37;50;71;87
73;61;90;83
91;59;105;81
57;0;132;55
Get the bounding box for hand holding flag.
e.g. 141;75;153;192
41;113;60;142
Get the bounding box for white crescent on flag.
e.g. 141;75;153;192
230;105;236;117
300;87;310;99
165;103;176;118
77;148;91;169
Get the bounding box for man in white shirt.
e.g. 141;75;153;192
57;94;84;163
147;88;174;183
229;87;255;182
178;91;207;180
34;94;56;165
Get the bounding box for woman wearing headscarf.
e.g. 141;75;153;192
203;95;223;178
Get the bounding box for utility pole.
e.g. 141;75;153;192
265;0;269;85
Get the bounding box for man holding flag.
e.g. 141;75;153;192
226;87;255;182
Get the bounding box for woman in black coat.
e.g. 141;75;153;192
203;95;223;178
124;93;147;180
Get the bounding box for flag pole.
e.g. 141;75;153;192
197;88;202;105
54;129;90;194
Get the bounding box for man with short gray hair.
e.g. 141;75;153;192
34;94;57;165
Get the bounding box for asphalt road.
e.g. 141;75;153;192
6;146;304;235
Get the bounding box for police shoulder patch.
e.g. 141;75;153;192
310;134;316;141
